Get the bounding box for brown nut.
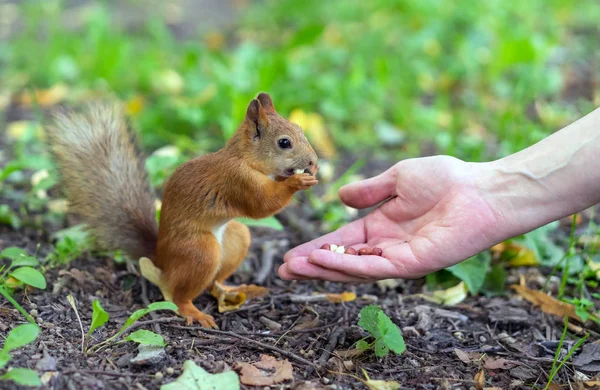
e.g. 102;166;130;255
344;247;357;255
372;247;383;256
358;248;372;256
320;243;331;251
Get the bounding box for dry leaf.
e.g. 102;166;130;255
583;381;600;388
454;349;482;364
210;281;269;313
510;283;584;323
364;379;401;390
491;241;539;267
326;291;356;303
235;354;293;386
334;348;366;360
17;83;68;107
425;282;468;306
288;109;336;159
546;382;562;390
474;369;485;390
292;307;319;331
482;356;517;370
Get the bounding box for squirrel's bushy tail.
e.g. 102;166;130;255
47;104;158;259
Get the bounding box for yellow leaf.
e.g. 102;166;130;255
361;370;401;390
326;291;356;303
510;281;586;323
204;32;225;50
474;369;485;390
492;241;539;267
6;121;43;140
288;109;336;159
589;260;600;280
126;95;144;116
364;379;401;390
428;281;468;306
17;83;68;107
210;281;269;313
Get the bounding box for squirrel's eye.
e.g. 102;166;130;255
278;138;292;149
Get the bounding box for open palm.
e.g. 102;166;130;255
279;156;503;282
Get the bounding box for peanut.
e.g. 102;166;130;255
335;245;345;253
294;169;305;174
320;243;331;251
345;247;357;255
372;247;383;256
358;248;372;256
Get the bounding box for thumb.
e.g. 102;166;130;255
339;166;397;209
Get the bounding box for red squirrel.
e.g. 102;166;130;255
47;93;318;328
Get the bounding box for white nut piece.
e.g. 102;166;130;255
335;245;345;253
330;244;338;252
294;169;305;174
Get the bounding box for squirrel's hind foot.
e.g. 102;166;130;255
177;302;218;329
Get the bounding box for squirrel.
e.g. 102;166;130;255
46;93;318;328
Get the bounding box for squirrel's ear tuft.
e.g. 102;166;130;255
256;92;276;114
245;98;269;140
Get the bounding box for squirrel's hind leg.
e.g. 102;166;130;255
159;235;222;328
209;221;268;310
212;220;251;285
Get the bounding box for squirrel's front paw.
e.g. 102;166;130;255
286;173;318;191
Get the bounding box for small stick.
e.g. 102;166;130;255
169;325;319;370
254;240;278;285
317;327;345;365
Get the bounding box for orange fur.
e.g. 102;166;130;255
48;93;318;328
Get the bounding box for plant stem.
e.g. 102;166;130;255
0;286;35;324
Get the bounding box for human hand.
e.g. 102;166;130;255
278;156;505;282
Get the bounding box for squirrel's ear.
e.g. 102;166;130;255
245;99;269;140
256;92;276;114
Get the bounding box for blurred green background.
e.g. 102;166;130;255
0;0;599;234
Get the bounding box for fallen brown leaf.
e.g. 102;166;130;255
235;354;293;386
454;348;482;364
546;382;562;390
474;369;485;389
210;281;269;313
511;283;584;322
482;356;518;370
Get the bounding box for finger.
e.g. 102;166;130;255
278;258;370;283
283;218;366;262
306;249;402;279
338;166;397;209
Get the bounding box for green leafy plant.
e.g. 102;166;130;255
67;299;177;354
355;305;405;357
0;247;46;323
0;323;41;387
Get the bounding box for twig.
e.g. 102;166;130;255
60;369;150;378
317;327;345;365
169;325;319;370
254;240;279;285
